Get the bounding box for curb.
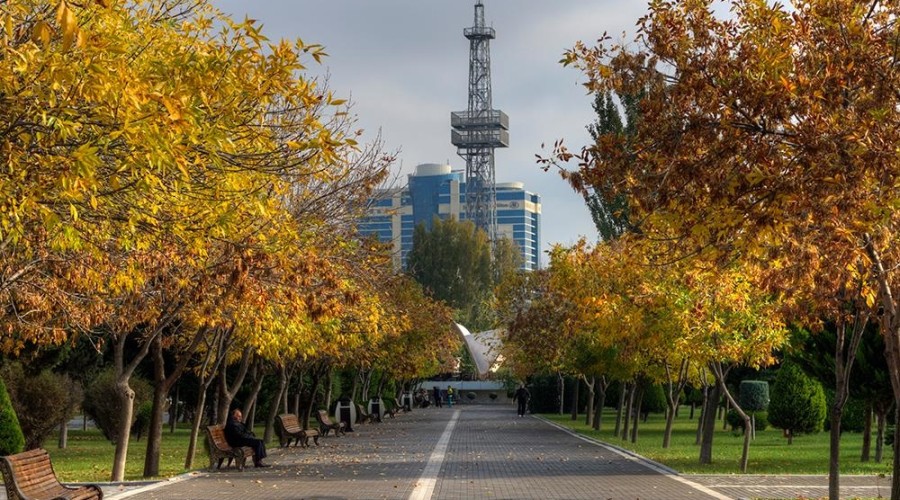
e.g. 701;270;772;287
103;470;201;499
534;416;732;500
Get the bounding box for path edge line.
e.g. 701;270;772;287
535;415;732;500
408;409;460;500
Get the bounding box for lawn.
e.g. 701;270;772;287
543;408;894;475
23;425;229;483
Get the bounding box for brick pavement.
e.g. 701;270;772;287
8;406;886;500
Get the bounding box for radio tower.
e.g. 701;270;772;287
451;0;509;242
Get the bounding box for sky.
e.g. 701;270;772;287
212;0;652;263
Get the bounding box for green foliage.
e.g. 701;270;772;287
823;394;868;433
0;376;25;455
583;91;636;240
1;363;81;450
726;409;769;432
739;380;770;412
641;384;667;415
82;369;152;443
768;362;827;438
406;217;496;330
131;401;154;441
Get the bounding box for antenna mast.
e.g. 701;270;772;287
451;0;508;241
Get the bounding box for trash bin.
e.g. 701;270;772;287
335;399;355;432
368;398;383;422
401;392;413;412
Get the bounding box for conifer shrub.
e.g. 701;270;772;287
739;380;770;412
768;362;826;442
641;384;667;415
0;376;25;455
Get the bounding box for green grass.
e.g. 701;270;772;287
11;424;239;483
544;408;894;475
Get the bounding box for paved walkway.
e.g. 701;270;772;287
43;406;893;499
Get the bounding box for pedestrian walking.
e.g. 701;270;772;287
446;385;455;407
513;384;530;417
433;386;443;407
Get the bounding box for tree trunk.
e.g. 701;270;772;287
862;404;873;462
699;383;720;464
614;381;626;436
893;408;900;500
184;388;206;469
663;360;689;449
110;326;159;482
184;326;231;469
143;355;169;478
862;236;900;500
696;384;708;445
242;364;266;428
570;376;579;421
263;364;289;444
169;385;179;434
711;362;751;473
622;382;634;440
876;408;887;463
630;383;644;443
827;313;866;500
58;421;67;449
324;369;334;410
557;372;565;415
111;378;136;482
585;375;595;428
594;380;607;431
216;347;254;425
144;327;206;478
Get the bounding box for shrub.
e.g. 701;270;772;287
489;393;498;400
131;401;154;441
726;409;769;432
822;393;867;433
0;376;24;455
739;381;770;412
1;363;81;450
82;369;152;443
640;384;667;415
466;392;476;400
768;362;826;442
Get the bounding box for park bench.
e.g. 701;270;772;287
205;424;254;471
275;414;320;448
316;409;345;437
0;448;103;500
355;403;376;424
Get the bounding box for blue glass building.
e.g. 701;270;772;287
358;163;541;271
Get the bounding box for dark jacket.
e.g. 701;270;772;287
224;416;256;445
514;387;530;402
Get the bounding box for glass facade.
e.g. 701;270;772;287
359;164;541;271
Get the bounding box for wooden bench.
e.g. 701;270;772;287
316;409;345;436
355;403;376;424
0;448;103;500
275;414;320;447
205;424;254;471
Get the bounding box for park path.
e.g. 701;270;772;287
9;404;887;499
105;405;726;500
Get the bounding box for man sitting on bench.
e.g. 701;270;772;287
225;408;270;468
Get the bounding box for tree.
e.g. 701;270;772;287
552;2;900;497
769;362;827;444
406;217;494;330
0;376;24;455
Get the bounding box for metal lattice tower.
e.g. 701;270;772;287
451;0;509;241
